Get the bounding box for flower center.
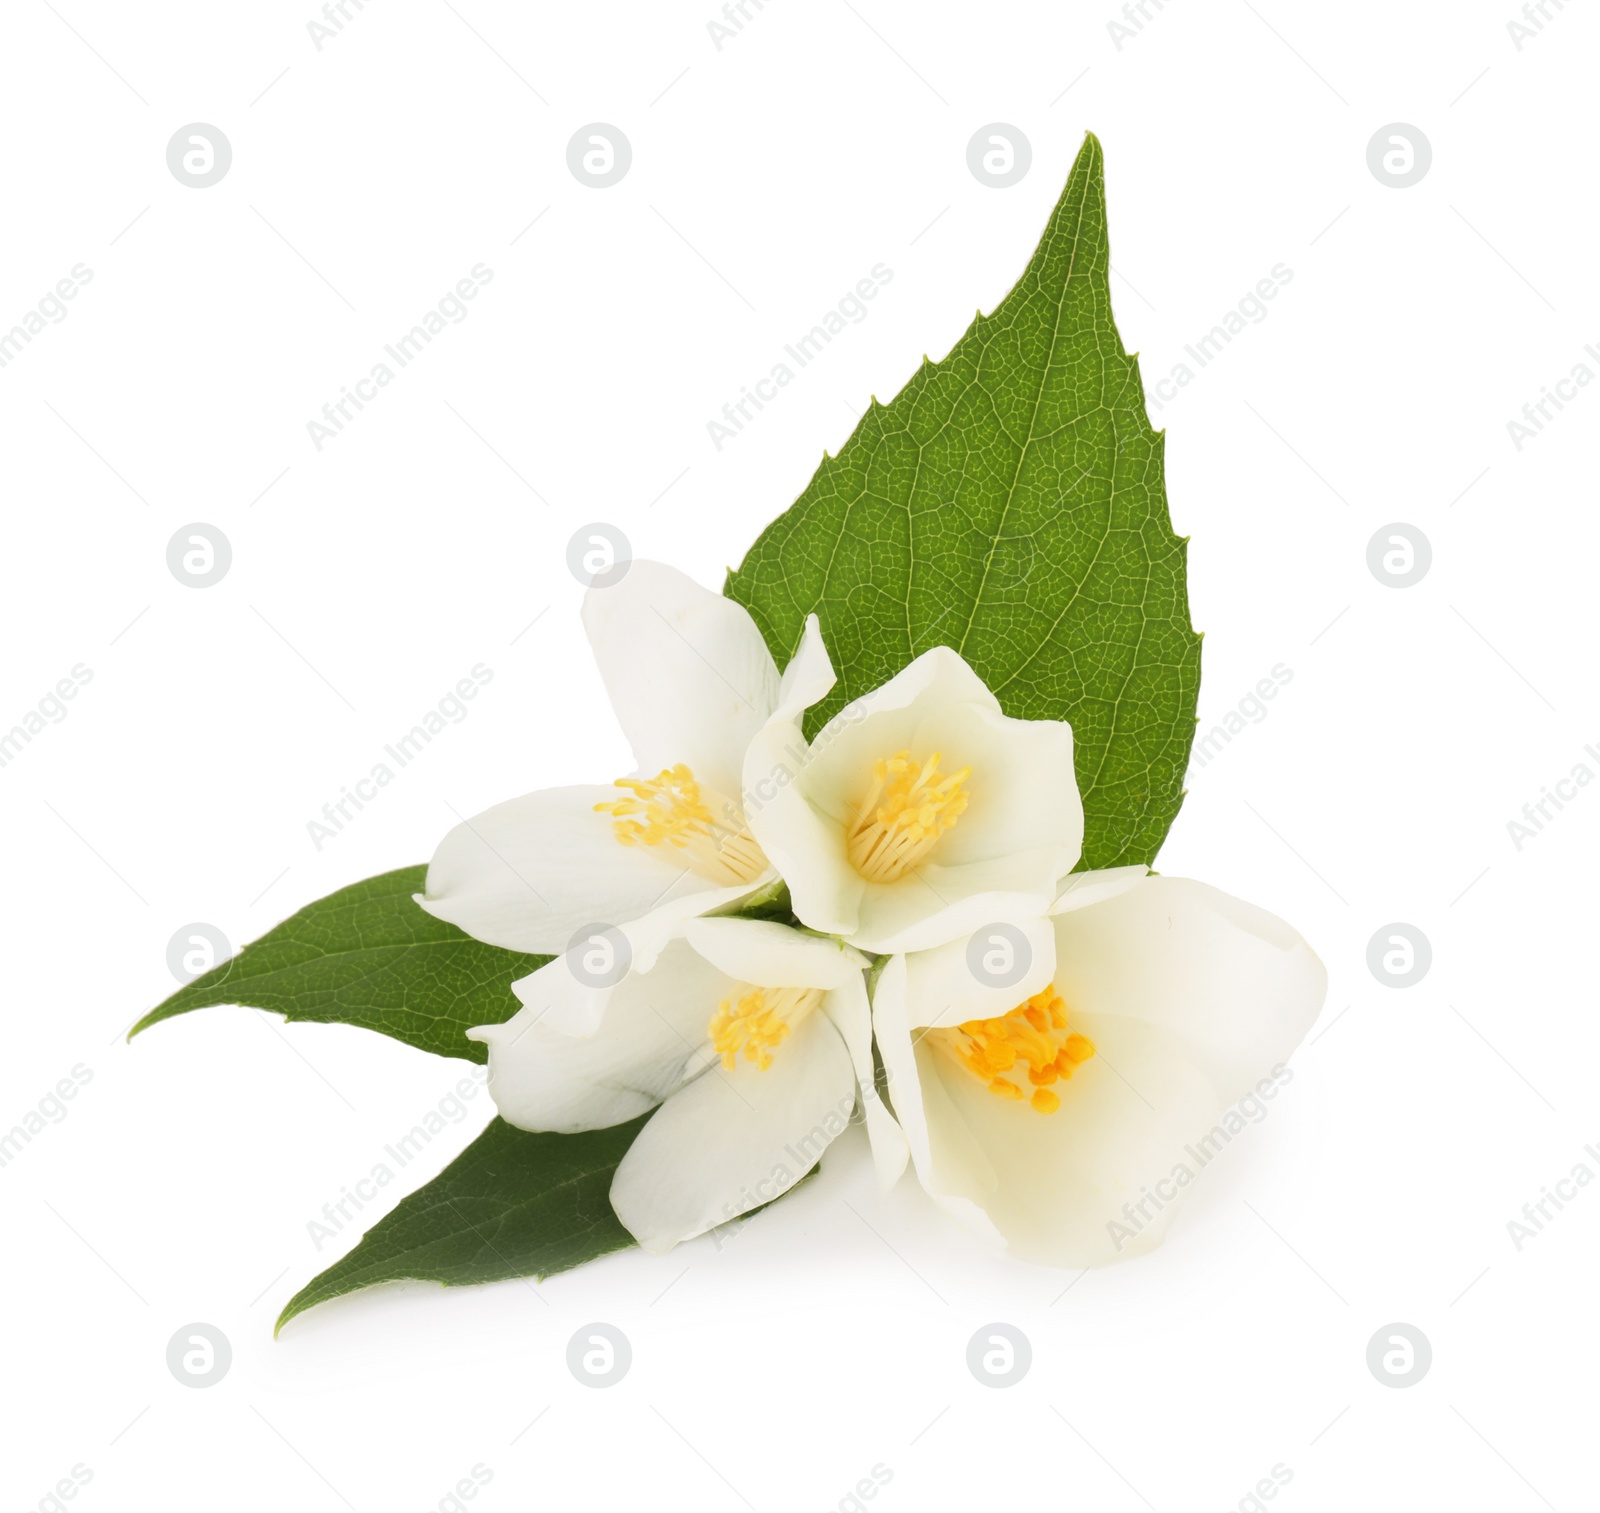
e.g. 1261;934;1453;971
594;763;768;885
708;985;822;1071
847;749;970;883
928;986;1095;1114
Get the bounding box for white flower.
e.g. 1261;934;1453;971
419;562;835;973
871;868;1326;1266
742;644;1083;954
468;917;906;1252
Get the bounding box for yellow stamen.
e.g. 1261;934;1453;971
708;985;822;1071
847;749;970;883
594;763;768;885
927;986;1095;1115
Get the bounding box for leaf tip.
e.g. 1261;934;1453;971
274;1282;318;1336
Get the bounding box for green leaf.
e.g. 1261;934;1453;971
130;867;543;1063
277;1117;824;1331
709;876;798;925
726;132;1200;871
276;1114;646;1332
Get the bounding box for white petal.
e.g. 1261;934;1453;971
848;860;1062;956
748;642;1081;953
846;643;999;720
740;614;844;907
900;918;1057;1030
823;970;908;1188
418;784;729;955
582;561;779;797
742;762;861;938
683;916;867;989
420;784;769;984
1050;864;1150;915
518;896;780;1041
901;692;1080;873
926;1013;1222;1265
618;879;776;981
780;650;999;873
880;877;1326;1266
1050;876;1326;1106
871;956;1004;1246
609;1011;856;1252
467;939;731;1133
774;614;836;720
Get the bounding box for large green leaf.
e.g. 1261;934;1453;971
277;1114;646;1333
130;867;543;1063
726;132;1200;870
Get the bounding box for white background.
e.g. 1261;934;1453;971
2;1;1596;1509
